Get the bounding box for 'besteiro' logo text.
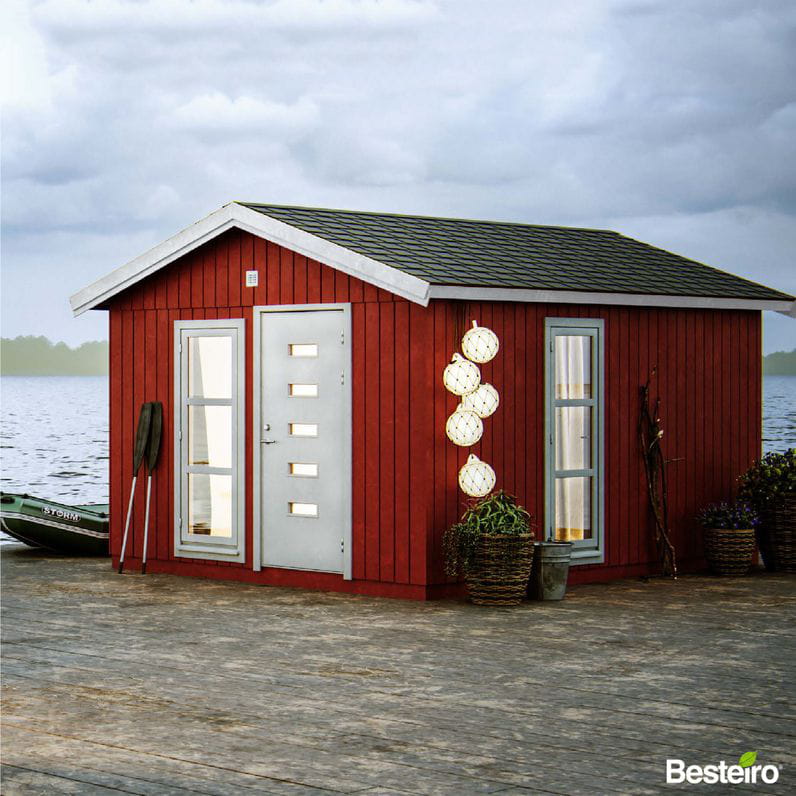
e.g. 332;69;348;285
667;752;780;785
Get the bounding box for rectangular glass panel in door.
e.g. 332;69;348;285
554;477;592;540
288;343;318;358
260;309;349;573
188;337;232;399
188;406;232;467
188;473;232;537
554;406;592;470
554;335;591;398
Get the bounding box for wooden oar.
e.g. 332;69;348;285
119;402;152;574
140;401;162;575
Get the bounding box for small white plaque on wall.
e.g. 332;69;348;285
245;270;259;287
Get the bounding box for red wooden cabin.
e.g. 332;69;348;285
71;203;794;598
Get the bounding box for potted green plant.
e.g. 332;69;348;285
443;490;535;605
697;501;758;576
737;449;796;572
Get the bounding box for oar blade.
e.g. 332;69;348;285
133;403;153;472
147;402;163;472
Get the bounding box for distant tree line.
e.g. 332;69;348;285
1;336;108;376
763;348;796;376
0;336;793;377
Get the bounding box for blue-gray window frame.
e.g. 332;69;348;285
544;317;605;565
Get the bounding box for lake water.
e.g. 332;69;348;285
1;375;794;543
762;375;796;452
1;377;109;504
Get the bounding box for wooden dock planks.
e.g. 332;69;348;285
2;550;794;794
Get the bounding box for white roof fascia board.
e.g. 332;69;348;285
70;203;430;316
779;301;796;318
230;203;429;305
428;285;795;315
70;204;239;316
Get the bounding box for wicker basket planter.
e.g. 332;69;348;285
755;521;777;571
765;493;796;573
738;450;796;572
465;533;534;605
703;527;755;575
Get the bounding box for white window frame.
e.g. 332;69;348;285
544;318;605;565
174;319;245;562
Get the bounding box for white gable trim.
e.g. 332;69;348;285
429;285;796;315
69;203;431;315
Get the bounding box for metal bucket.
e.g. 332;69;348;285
529;541;573;601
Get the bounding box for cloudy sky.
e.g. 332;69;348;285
2;0;795;351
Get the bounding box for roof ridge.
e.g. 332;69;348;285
236;201;619;236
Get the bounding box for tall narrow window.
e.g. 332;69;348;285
174;320;245;562
545;319;604;564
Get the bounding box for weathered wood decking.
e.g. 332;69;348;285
1;544;794;795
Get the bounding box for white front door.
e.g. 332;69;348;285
258;306;351;575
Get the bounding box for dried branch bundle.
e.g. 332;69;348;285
638;369;677;578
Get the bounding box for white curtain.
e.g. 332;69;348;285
555;335;589;400
555;478;591;541
554;336;591;541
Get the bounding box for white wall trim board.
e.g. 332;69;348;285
429;286;795;314
70;203;431;315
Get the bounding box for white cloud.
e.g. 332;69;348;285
32;0;438;36
171;93;319;137
0;0;52;110
2;0;795;350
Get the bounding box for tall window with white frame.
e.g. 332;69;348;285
174;319;245;562
545;318;604;564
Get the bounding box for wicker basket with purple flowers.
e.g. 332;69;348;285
697;501;759;576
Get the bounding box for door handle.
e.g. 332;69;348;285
262;439;278;444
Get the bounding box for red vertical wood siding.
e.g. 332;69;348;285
107;230;436;596
419;300;762;586
107;228;763;596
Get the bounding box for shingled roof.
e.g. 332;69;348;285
70;201;794;316
241;203;792;302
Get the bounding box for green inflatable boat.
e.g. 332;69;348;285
0;493;109;555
